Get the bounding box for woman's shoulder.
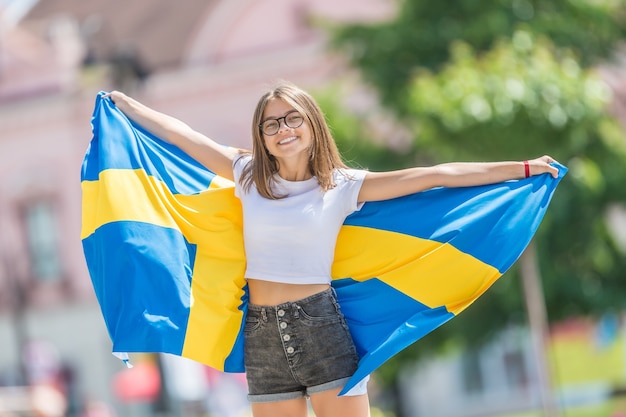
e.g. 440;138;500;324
334;166;368;181
233;153;253;180
234;153;253;169
235;152;253;164
331;167;367;191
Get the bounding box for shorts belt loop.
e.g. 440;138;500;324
329;287;341;312
261;307;267;322
330;286;337;299
292;303;300;319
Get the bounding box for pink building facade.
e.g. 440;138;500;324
0;0;393;412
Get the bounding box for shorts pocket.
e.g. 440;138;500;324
243;315;262;334
297;301;342;327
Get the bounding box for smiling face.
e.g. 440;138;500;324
261;98;313;168
246;82;346;198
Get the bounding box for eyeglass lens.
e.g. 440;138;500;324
260;111;304;135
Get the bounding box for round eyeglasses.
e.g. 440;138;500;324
259;111;304;136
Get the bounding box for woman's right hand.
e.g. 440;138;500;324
102;90;122;102
102;91;131;111
101;90;240;180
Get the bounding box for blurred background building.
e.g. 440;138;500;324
1;1;626;417
0;0;393;415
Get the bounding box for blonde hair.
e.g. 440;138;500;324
239;81;347;199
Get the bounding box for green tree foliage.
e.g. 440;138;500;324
326;0;626;384
313;83;417;171
332;0;626;112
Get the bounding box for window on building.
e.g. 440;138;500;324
461;349;484;394
503;349;529;390
22;201;62;282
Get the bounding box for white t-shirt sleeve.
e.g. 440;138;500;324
232;154;252;198
336;168;367;215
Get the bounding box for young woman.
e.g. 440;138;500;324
105;82;558;417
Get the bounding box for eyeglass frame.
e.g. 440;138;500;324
258;110;305;136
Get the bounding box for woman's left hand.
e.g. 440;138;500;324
526;155;560;178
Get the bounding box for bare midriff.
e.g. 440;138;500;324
247;278;330;306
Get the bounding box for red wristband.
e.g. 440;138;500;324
523;160;530;178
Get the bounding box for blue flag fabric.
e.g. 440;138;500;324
81;93;566;394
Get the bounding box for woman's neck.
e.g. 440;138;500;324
276;157;312;181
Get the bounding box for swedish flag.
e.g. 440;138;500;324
81;93;566;394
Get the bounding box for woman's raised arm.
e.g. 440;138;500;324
104;91;241;180
359;155;559;203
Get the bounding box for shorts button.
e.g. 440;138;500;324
286;347;294;354
280;322;287;329
283;334;291;341
277;309;285;317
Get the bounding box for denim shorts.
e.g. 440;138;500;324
243;287;363;403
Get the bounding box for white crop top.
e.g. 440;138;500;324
233;154;367;285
